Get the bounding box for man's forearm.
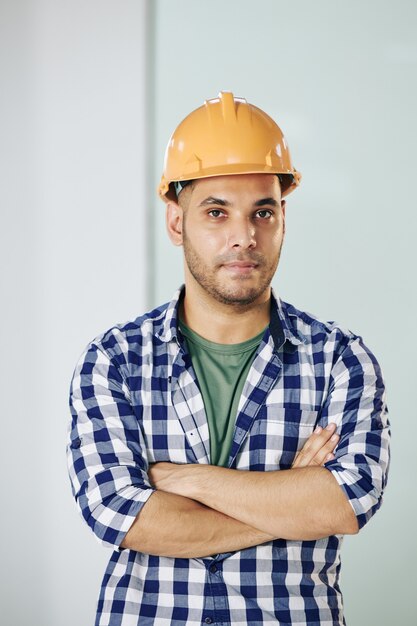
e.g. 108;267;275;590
120;490;275;558
150;464;359;540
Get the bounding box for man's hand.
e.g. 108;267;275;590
291;422;339;468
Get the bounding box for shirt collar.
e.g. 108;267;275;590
270;288;307;348
156;286;184;343
156;285;306;347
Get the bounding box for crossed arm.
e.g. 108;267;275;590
120;424;358;557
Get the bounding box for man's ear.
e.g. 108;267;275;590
281;199;286;235
166;201;184;246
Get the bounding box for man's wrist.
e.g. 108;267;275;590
178;463;212;500
149;462;214;500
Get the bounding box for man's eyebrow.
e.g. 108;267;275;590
197;196;280;208
197;196;230;207
254;197;280;207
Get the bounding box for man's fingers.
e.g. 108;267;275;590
308;433;339;467
292;423;339;468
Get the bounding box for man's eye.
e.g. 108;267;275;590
208;209;224;218
256;210;273;219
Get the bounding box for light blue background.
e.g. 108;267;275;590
151;1;416;624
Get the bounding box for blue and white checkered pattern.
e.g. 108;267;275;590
67;287;390;626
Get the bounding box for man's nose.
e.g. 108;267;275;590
227;219;256;249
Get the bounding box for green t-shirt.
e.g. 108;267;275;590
179;322;265;467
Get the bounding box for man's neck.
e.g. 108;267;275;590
179;285;271;344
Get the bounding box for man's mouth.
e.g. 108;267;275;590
222;261;258;274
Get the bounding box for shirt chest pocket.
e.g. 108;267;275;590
245;406;320;470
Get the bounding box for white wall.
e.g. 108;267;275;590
0;2;150;624
151;1;417;624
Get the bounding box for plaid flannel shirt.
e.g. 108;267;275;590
67;287;390;626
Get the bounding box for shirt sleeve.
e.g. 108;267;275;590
67;341;155;549
321;335;391;530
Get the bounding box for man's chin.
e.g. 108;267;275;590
209;285;269;307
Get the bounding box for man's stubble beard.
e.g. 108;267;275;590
182;223;283;307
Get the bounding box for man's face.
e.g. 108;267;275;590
167;173;286;307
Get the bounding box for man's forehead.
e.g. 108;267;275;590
191;173;282;198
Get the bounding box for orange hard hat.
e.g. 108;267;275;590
158;91;301;202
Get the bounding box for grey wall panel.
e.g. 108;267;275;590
0;1;150;624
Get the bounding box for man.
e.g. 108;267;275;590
68;92;390;626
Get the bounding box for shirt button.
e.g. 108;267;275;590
209;564;217;573
204;618;213;624
72;437;82;449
